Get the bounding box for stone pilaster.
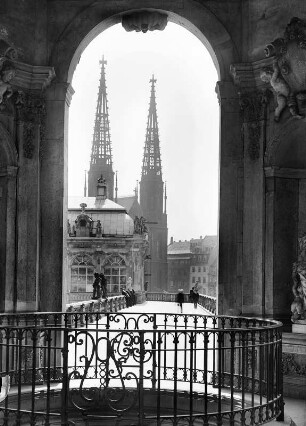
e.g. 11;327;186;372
239;90;269;316
0;166;18;312
39;82;73;312
216;80;243;315
1;60;55;313
230;60;273;317
15;93;46;312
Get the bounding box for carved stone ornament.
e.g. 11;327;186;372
291;233;306;323
122;11;168;33
282;353;306;376
262;17;306;121
15;91;46;123
23;122;35;159
239;91;269;122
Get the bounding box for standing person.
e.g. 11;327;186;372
100;273;107;299
176;289;184;313
92;273;100;299
193;281;199;308
189;287;194;302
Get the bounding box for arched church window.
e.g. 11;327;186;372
71;254;94;293
103;255;127;294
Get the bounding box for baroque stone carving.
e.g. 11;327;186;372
263;17;306;121
282;353;306;376
23;122;35;159
260;59;303;121
291;233;306;323
15;91;46;123
239;91;269;161
122;11;168;33
239;91;269;122
134;216;148;235
0;58;15;106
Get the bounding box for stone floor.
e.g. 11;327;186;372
268;397;306;426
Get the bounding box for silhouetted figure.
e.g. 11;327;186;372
100;273;107;299
122;289;131;307
92;273;101;299
176;289;184;313
192;287;199;308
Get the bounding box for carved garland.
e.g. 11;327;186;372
282;353;306;376
15;91;46;160
239;91;269;161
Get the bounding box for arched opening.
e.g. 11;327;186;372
66;18;219;302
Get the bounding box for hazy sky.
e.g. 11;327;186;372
68;23;219;242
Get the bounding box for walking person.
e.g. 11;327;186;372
176;289;184;313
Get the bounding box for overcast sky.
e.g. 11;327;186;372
68;22;219;242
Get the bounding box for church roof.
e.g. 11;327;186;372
117;196;143;219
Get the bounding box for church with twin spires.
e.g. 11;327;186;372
66;57;168;301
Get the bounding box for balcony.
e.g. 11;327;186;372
0;295;283;425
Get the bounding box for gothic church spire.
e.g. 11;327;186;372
142;75;162;178
88;56;114;199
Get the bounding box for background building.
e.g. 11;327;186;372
168;235;217;295
67;180;148;302
190;236;217;294
167;240;191;292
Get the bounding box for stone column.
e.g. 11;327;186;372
216;81;243;315
15;94;45;312
239;91;268;316
39;82;74;312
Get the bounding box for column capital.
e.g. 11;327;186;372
45;82;75;106
230;57;273;93
12;61;55;92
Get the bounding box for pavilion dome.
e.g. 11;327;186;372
67;196;134;236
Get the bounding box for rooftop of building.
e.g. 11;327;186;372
67;196;134;236
168;240;191;255
68;196;127;212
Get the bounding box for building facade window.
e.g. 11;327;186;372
192;266;195;272
104;255;127;294
71;254;94;293
192;277;195;283
198;266;201;272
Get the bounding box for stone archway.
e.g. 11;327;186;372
39;1;242;314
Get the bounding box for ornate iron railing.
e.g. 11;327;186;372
66;295;127;315
147;292;217;314
0;310;283;425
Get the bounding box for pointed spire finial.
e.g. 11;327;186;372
115;170;118;203
164;181;167;214
84;170;87;197
141;75;162;178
